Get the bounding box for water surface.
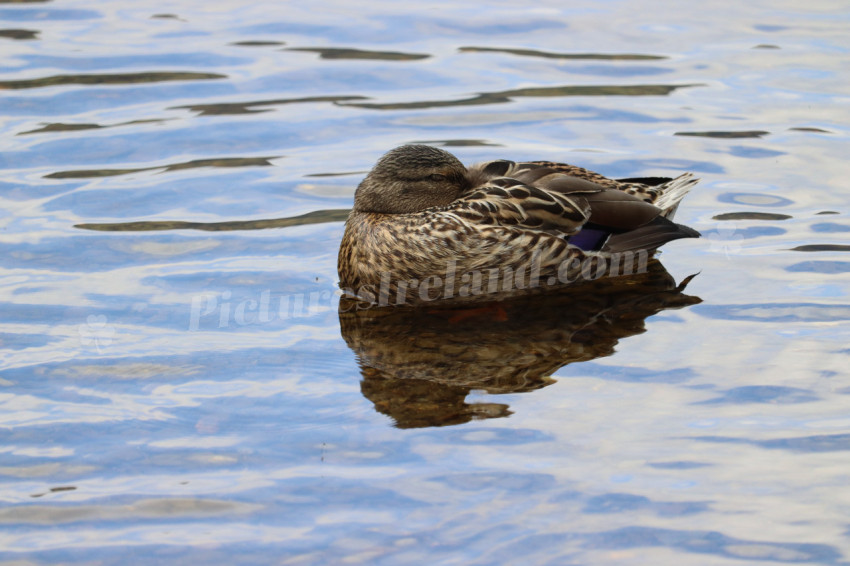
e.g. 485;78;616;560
2;0;850;563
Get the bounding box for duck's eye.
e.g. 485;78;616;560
428;173;448;182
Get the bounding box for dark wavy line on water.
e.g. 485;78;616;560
0;28;38;40
45;157;278;179
339;84;701;110
409;139;502;147
713;212;792;221
74;209;350;232
0;71;226;90
171;95;369;116
304;171;366;177
789;127;832;133
459;46;667;60
790;245;850;252
676;130;770;138
150;14;184;21
286;47;429;61
18;119;170;136
231;40;285;46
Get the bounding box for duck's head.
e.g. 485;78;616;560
353;145;471;214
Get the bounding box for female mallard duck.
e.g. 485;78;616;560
338;144;699;305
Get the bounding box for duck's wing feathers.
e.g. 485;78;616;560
525;173;699;251
457;160;700;252
515;161;699;214
526;174;668;231
466;163;669;232
449;176;591;234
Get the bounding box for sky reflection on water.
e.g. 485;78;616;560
1;0;850;563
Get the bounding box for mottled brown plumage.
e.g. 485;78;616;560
338;145;699;305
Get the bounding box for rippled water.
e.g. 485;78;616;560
2;0;850;563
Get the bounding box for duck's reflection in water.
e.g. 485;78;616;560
339;260;700;428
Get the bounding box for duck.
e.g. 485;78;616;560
338;144;699;306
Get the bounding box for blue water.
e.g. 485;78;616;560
2;0;850;563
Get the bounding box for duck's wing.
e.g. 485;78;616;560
448;176;591;234
462;160;699;252
515;160;626;190
516;161;699;217
466;162;668;232
536;174;699;252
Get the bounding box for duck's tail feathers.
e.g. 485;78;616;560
654;173;699;219
602;216;700;254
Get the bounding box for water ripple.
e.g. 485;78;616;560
75;209;350;232
340;83;701;110
1;0;849;563
458;46;667;60
170;95;370;116
45;156;278;179
0;71;225;90
286;47;430;60
0;28;37;39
